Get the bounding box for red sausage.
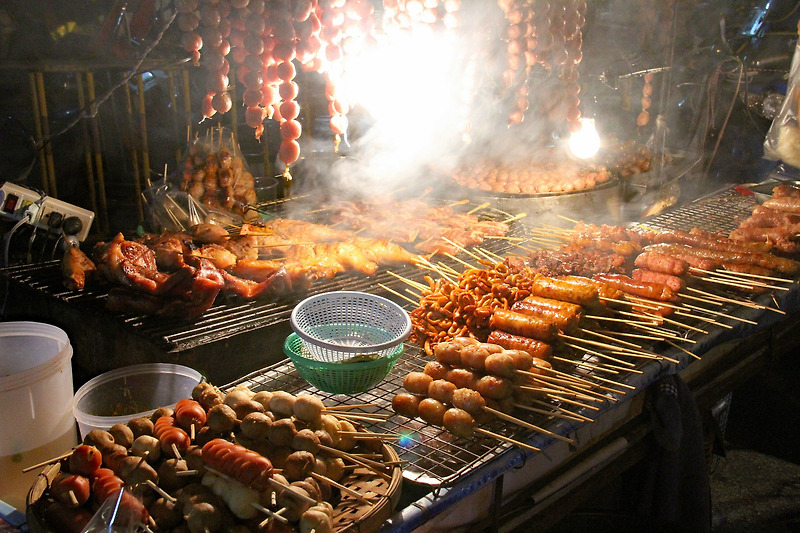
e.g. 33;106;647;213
633;252;689;276
68;444;102;477
201;438;274;490
154;415;191;457
175;398;207;432
51;473;91;507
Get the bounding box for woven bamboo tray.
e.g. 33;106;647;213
26;429;402;532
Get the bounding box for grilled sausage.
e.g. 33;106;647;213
631;268;686;292
593;273;675;301
490;309;559;341
530;274;599;307
633;252;689;276
511;300;581;333
487;330;552;359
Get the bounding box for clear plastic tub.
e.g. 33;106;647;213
72;363;203;439
0;321;77;510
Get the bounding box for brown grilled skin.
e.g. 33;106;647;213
631;269;686;293
490;309;559;341
487;330;553;359
633;251;689;276
530;274;599;307
593;273;676;301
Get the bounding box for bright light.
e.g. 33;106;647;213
337;31;460;165
568;118;601;159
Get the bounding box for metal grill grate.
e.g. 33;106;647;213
635;186;758;234
228;184;776;487
0;201;522;353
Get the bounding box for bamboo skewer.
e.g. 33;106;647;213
566;355;644;375
513;402;591;422
523;374;610;400
690;267;790;290
543;394;601;411
474;427;542;453
693;274;778;292
146;479;176;503
532;361;624;391
318;445;393;481
309;472;374;505
253;503;290;525
386;271;428;291
327;409;392;419
552;355;618;374
579;326;649;349
616;310;708;334
663;339;701;361
324;403;382;411
467;202;491;215
517;385;599;402
443;252;479;270
681;302;758;325
678;291;724;306
673;309;732;329
503;212;528;224
22;449;74;473
561;334;651;362
474;247;505;262
599;329;667;341
378;283;419;306
528;398;592;421
685;287;785;314
520;369;622;398
332;413;392;423
483;406;574;444
338;431;400;439
629;322;697;343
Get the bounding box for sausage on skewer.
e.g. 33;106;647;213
490;309;559;341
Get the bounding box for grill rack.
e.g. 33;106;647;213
2;184;775;487
228;184;773;488
0;199;523;353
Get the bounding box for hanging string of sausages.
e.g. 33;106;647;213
176;0;594;176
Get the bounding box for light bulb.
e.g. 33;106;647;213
568;118;601;159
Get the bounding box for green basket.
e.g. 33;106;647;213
284;333;403;394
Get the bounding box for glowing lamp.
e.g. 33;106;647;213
568;118;601;159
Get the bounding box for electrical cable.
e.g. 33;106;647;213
2;213;32;267
38;9;180;148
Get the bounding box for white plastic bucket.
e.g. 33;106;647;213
0;321;78;510
72;363;203;440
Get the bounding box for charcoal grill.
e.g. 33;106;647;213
227;184;783;489
0;199;523;386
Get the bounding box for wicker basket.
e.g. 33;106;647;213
27;437;403;533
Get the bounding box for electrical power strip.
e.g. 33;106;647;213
1;182;95;241
0;182;42;220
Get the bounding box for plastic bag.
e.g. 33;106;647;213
763;38;800;167
178;128;260;221
80;486;148;533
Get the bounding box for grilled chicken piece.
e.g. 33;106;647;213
61;246;97;290
93;234;191;294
